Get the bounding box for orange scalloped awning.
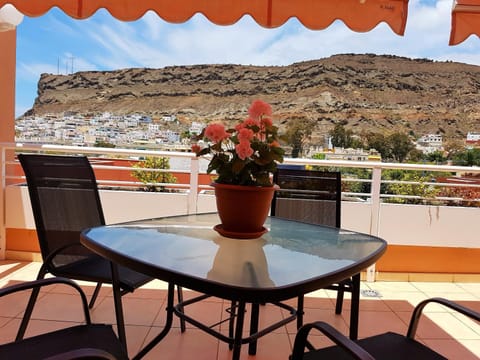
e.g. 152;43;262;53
450;0;480;45
0;0;409;35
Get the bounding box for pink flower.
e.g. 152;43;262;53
205;123;230;143
237;117;259;130
261;116;273;127
235;140;254;160
238;127;254;141
191;100;284;186
248;100;272;120
191;144;201;155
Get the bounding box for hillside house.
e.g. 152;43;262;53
416;134;443;154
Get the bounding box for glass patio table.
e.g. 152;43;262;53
80;212;387;360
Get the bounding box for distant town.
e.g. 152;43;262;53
15;112;480;162
16;112;198;151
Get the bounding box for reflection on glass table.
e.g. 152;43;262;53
81;213;387;360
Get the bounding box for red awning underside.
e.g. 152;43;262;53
450;0;480;45
0;0;409;35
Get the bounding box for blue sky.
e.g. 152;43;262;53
14;0;480;117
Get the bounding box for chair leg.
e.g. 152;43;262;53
15;266;48;341
16;285;41;341
89;282;103;309
110;262;127;354
335;283;345;314
177;286;186;332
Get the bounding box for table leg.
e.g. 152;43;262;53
248;303;260;355
110;262;127;353
177;285;186;332
134;282;175;360
232;301;246;360
349;273;360;340
297;295;305;329
228;300;237;350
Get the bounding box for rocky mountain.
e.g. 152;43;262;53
25;53;480;140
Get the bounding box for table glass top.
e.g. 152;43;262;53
82;213;386;290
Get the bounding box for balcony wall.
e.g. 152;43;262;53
5;184;479;277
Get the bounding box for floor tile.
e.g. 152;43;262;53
0;260;478;359
142;327;220;360
423;339;480;360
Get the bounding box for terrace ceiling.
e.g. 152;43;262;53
450;0;480;45
0;0;409;34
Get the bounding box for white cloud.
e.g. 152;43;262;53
438;49;480;65
141;10;166;41
160;16;282;65
41;12;79;37
17;62;58;80
45;1;480;70
63;52;98;73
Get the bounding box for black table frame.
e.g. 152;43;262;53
81;215;385;360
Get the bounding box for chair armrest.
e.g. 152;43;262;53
0;277;92;340
291;321;375;360
0;277;88;305
408;297;480;339
41;242;88;273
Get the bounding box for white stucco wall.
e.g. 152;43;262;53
6;185;479;249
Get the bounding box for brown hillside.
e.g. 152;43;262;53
26;53;480;140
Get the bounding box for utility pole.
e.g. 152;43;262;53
68;56;74;74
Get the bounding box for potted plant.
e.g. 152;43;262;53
192;100;285;238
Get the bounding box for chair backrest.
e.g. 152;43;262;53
271;167;341;228
18;154;106;267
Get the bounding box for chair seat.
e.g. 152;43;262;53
55;254;152;292
303;332;447;360
0;324;128;359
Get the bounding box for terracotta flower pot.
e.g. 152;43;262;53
211;182;278;239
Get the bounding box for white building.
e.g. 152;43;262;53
157;130;180;143
189;121;205;135
416;134;443;154
466;132;480;142
148;123;160;132
162;115;176;122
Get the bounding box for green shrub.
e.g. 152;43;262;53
384;172;439;204
132;157;177;192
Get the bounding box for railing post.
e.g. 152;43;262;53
366;166;382;282
188;157;199;214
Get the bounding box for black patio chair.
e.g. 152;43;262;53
291;297;480;360
0;277;128;359
271;167;351;316
225;167;352;355
17;153;154;341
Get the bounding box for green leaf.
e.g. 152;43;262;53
197;148;211;156
232;158;247;174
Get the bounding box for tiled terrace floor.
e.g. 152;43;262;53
0;260;479;359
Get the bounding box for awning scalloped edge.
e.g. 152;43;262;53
0;0;408;35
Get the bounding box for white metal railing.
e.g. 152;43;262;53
2;142;480;261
